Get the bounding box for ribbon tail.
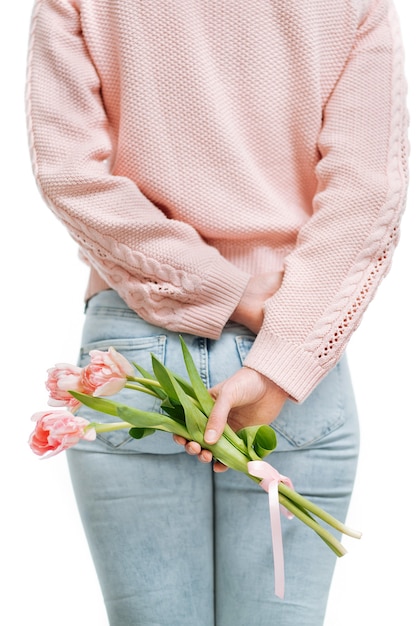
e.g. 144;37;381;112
267;480;285;599
247;461;291;599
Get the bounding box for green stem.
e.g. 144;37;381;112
278;492;347;557
278;483;362;539
127;376;163;388
87;421;133;434
124;382;161;398
221;422;257;458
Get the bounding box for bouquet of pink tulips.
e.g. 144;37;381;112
29;336;361;597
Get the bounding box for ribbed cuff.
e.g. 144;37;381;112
178;259;251;339
243;331;327;403
85;260;250;339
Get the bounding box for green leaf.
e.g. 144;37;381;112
235;426;256;459
129;427;156;439
166;372;207;441
116;405;190;439
160;397;186;421
132;361;155;379
178;339;252;456
236;425;277;460
151;355;181;404
71;391;121;417
170;372;199;400
71;390;189;438
132;362;167;400
165;372;251;473
252;425;277;458
179;336;214;416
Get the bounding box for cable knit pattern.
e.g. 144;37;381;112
26;0;408;401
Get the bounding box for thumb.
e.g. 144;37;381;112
204;390;232;445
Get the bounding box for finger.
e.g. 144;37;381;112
208;382;221;399
173;434;187;446
204;392;232;444
185;441;202;455
198;449;213;463
173;435;203;456
213;461;229;473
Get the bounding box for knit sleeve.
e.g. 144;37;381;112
26;0;250;339
244;0;408;402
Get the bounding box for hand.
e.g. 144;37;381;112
173;367;287;471
205;366;287;439
173;271;284;467
230;271;283;333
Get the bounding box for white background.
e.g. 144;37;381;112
1;2;415;624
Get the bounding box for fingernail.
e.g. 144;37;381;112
205;429;218;444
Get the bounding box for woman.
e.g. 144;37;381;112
26;0;408;624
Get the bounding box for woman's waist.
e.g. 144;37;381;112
84;243;290;304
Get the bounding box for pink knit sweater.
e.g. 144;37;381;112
26;0;408;402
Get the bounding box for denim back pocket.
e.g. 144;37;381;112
77;336;166;450
235;335;346;450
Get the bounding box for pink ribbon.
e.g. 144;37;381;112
247;460;294;599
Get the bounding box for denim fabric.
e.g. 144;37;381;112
66;289;360;626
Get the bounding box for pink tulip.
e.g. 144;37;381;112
81;347;134;397
46;363;84;410
29;410;96;458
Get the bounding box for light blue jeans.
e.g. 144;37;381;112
66;289;360;626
